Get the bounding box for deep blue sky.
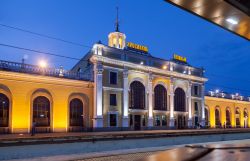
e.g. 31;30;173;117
0;0;250;95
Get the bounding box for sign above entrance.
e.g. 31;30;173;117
127;42;148;53
173;54;187;63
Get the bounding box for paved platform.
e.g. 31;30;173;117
1;128;250;147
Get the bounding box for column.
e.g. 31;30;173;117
169;78;175;128
201;84;205;127
122;68;129;127
187;82;192;128
93;62;103;128
148;73;153;127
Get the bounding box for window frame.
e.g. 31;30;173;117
69;98;84;127
109;93;117;106
108;111;118;127
194;85;199;96
109;70;118;85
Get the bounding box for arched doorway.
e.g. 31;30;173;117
244;108;248;128
215;108;220;128
33;96;50;132
129;81;145;130
174;88;186;129
205;107;209;127
154;84;167;111
0;93;9;129
226;108;231;128
235;108;241;128
69;98;84;131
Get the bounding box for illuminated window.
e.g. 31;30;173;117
33;96;50;127
174;88;186;112
154;85;167;111
112;38;116;47
129;81;145;109
70;98;83;127
0;93;9;127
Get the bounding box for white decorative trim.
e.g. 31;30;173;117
153;81;168;91
103;86;123;91
128;77;146;87
192;96;202;100
91;55;208;82
153;110;169;114
129;109;148;113
103;65;123;71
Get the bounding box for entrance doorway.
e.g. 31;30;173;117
134;115;141;130
176;115;186;129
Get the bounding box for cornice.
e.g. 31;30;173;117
91;55;208;83
205;96;250;104
0;70;94;88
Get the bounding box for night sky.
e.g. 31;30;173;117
0;0;250;96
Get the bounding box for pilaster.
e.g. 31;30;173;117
93;61;103;128
169;77;175;128
122;68;129;127
148;73;153;127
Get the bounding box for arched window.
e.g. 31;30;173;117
226;108;231;127
154;84;167;111
205;108;209;126
0;93;9;127
244;109;248;118
244;108;248;128
33;96;50;127
215;108;220;127
70;98;83;126
129;81;145;109
236;108;240;127
174;88;186;112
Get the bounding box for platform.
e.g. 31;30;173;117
1;128;250;147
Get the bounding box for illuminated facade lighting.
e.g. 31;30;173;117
39;60;47;68
226;18;238;25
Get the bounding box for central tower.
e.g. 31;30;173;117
108;7;126;49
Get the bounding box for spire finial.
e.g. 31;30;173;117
115;7;119;32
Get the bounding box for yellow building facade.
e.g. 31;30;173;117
205;96;250;128
0;69;93;134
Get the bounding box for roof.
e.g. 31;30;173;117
165;0;250;41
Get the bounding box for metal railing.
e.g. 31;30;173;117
0;59;92;81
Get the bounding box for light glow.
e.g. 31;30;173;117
226;18;238;25
162;65;167;70
39;60;47;68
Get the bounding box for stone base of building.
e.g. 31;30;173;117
93;117;103;128
188;119;193;128
169;118;175;128
200;119;205;127
148;117;154;127
122;117;129;127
